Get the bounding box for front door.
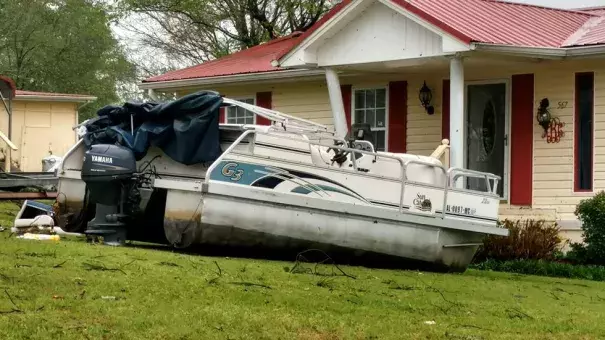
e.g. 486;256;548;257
465;82;508;198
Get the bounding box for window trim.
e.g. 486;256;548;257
351;86;389;152
574;72;595;193
226;96;256;125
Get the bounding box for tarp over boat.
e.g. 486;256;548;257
83;91;223;165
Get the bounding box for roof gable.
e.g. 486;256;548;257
280;0;471;68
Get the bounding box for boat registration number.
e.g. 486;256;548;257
446;204;477;216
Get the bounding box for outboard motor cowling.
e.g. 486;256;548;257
82;144;138;245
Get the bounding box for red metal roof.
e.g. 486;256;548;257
15;90;95;98
406;0;594;47
580;7;605;16
145;0;605;83
567;7;605;47
1;75;95;100
564;15;605;47
144;33;304;83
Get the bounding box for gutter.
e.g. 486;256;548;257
14;95;97;103
139;69;327;91
472;43;605;58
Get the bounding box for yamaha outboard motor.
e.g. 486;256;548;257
81;144;139;245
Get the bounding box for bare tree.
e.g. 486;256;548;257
116;0;331;68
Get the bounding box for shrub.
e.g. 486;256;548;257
473;219;562;262
571;191;605;265
471;259;605;282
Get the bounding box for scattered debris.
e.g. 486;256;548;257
24;250;57;258
0;289;22;314
53;260;68;268
11;200;85;238
158;261;180;267
82;260;135;274
507;307;534;320
213;261;222;276
0;227;6;232
17;233;60;241
289;249;356;280
0;289;42;314
52;295;63;300
424;321;436;325
101;296;117;301
228;282;272;290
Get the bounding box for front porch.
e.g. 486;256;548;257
266;0;605;244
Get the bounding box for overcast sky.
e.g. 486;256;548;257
507;0;603;8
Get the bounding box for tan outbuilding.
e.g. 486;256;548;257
0;76;96;172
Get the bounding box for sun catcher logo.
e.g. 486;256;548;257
413;193;432;212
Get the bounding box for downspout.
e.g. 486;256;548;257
325;68;348;140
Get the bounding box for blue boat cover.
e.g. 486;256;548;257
83;91;223;165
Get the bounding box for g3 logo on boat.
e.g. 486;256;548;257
221;162;244;182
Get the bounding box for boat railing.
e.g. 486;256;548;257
223;98;331;133
403;159;449;219
448;168;501;196
206;128;452;215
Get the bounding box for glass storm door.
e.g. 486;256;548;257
465;83;507;198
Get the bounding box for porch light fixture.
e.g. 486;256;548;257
536;98;551;132
419;81;435;115
536;98;565;143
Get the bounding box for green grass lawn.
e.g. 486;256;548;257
0;234;604;340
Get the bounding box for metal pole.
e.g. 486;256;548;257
450;55;465;187
325;68;348;140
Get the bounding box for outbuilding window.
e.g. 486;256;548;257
227;97;255;124
353;88;387;151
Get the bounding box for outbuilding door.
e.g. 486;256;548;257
465;82;509;198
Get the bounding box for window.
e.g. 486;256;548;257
575;72;594;192
353;88;387;151
227;98;255;124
